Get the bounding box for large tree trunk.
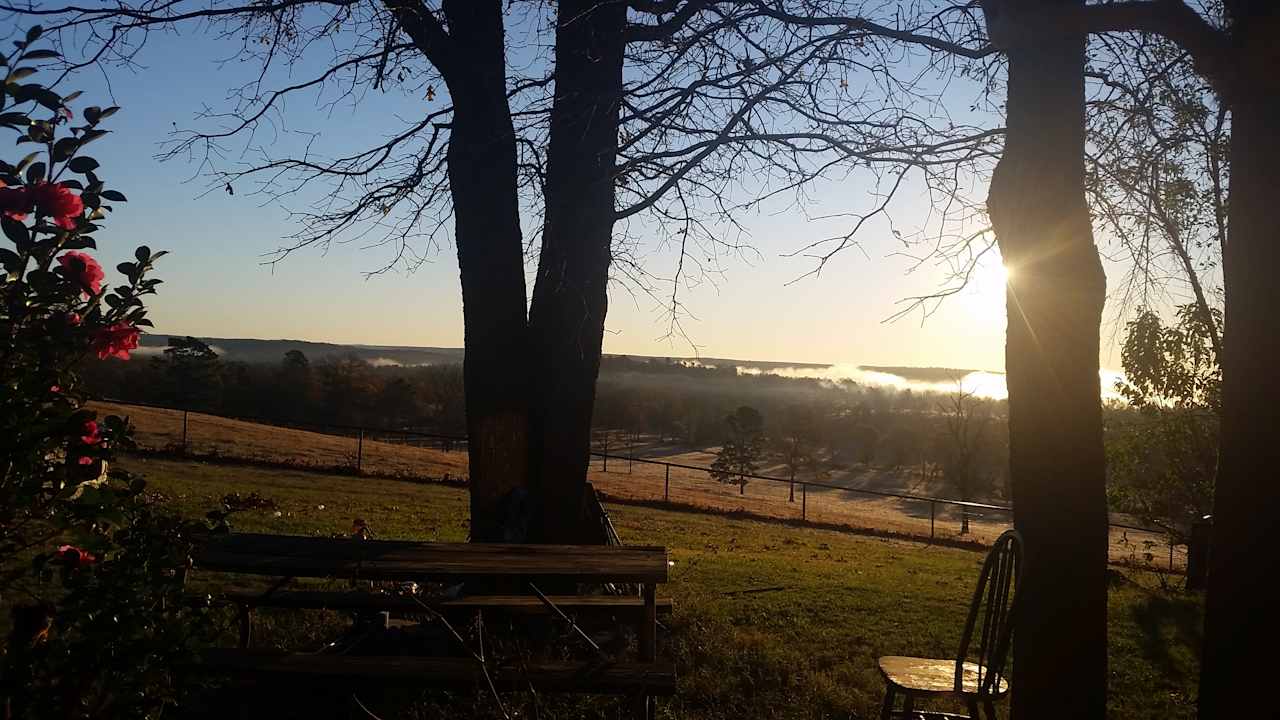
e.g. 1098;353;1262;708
1199;5;1280;713
983;2;1109;717
526;0;627;544
440;1;531;542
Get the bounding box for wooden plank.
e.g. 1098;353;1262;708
197;534;668;584
198;649;676;695
217;590;673;615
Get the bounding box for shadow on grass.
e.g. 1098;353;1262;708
1129;590;1202;685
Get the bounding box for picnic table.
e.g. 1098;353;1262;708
192;533;674;719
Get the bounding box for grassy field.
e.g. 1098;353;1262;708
96;401;1184;570
124;455;1201;719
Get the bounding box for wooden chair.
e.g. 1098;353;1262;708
878;529;1023;720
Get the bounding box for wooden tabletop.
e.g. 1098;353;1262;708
198;533;669;584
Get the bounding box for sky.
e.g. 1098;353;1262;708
40;14;1133;374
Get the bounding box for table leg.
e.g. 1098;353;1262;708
636;582;657;720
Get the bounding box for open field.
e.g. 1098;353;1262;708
96;401;1185;570
124;456;1200;720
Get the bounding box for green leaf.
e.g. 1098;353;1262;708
83;106;101;124
1;216;30;249
102;189;127;202
14;150;38;172
0;111;28;127
24;160;43;183
62;235;95;250
59;178;83;190
79;128;108;146
22;49;59;60
34;89;61;112
6;67;37;82
0;247;19;272
98;106;120;120
52;136;77;162
26;26;43;44
67;156;98;173
61;90;82;103
134;245;150;262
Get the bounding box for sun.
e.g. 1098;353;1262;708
958;258;1011;322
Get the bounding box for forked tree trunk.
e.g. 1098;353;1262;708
1199;6;1280;713
526;0;627;544
983;1;1109;717
439;1;531;542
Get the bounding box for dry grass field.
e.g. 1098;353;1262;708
93;401;1184;570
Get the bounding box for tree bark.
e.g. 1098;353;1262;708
1199;4;1280;714
983;2;1109;718
438;0;531;542
526;0;627;544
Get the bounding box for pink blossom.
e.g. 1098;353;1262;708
80;419;101;446
31;182;84;230
91;322;140;360
56;251;104;296
57;544;97;568
0;181;31;221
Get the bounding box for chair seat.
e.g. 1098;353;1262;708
877;656;1008;697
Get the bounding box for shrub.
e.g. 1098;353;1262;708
0;28;216;718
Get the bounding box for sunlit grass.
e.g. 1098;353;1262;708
125;456;1200;720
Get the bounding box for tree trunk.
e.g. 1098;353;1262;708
983;2;1109;718
1199;7;1280;713
440;1;531;542
526;0;627;544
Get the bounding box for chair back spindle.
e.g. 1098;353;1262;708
954;529;1023;698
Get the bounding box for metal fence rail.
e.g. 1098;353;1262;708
95;397;1186;571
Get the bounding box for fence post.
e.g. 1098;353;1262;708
789;469;795;502
801;483;807;521
356;428;364;474
181;409;189;453
929;501;936;543
602;433;609;473
628;432;634;474
664;464;670;502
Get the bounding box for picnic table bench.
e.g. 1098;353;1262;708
191;533;674;718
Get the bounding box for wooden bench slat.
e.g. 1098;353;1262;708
199;649;677;695
217;590;673;615
198;534;669;584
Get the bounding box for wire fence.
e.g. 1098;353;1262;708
95;398;1188;573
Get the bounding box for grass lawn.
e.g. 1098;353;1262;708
126;456;1201;719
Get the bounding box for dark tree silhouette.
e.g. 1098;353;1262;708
8;1;1001;544
981;3;1110;717
710;405;766;493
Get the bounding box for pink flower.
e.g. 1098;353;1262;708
0;181;31;222
31;182;84;230
50;384;62;394
57;544;97;568
77;456;94;466
80;419;101;446
91;322;140;360
56;251;104;296
65;312;82;326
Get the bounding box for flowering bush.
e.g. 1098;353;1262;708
0;28;216;718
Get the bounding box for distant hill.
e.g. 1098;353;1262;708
137;335;988;380
138;335;464;366
859;365;992;383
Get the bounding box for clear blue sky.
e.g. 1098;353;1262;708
57;19;1130;373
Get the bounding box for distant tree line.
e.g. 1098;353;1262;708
84;339;1210;532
